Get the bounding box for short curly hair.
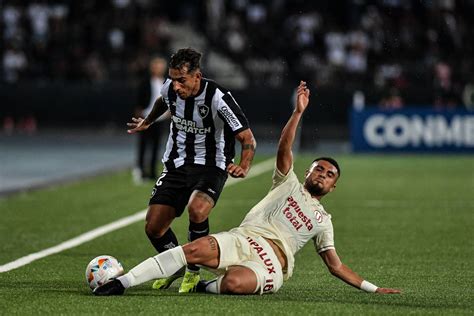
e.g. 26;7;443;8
169;48;202;73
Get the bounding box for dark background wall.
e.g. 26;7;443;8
0;82;435;140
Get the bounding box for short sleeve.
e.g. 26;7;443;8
313;223;335;253
216;91;249;135
270;164;299;191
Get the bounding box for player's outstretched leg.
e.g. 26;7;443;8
93;246;187;296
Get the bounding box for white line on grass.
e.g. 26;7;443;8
0;158;275;273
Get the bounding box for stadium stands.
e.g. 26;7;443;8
1;2;473;96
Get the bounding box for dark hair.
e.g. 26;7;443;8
169;48;202;73
313;157;341;177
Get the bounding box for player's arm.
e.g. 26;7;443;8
227;128;256;178
276;81;310;175
127;96;168;134
319;249;401;294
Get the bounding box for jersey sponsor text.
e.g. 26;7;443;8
172;115;212;134
246;237;276;275
283;196;314;231
219;105;243;130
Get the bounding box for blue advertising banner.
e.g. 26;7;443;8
350;108;474;152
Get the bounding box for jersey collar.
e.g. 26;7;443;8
194;78;207;97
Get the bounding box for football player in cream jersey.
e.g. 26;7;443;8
94;81;401;296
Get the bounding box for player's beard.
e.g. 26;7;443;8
304;178;325;196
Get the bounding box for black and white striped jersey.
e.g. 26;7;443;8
160;78;250;171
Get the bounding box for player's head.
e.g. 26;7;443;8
304;157;340;199
168;48;202;99
149;57;167;77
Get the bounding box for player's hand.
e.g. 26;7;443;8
375;287;401;294
295;81;310;114
227;163;248;178
127;117;150;134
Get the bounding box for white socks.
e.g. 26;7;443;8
118;246;187;288
202;276;224;294
116;246;227;294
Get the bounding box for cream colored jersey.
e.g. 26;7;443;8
239;164;335;280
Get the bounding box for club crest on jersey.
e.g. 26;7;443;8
198;104;209;118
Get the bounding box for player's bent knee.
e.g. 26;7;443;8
238;261;283;295
221;274;251;294
144;222;167;239
188;208;210;223
220;272;258;294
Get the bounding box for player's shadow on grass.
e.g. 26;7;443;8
73;287;467;310
240;289;468;310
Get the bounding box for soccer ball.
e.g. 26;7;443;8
85;255;124;290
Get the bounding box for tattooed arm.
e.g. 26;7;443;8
227;128;256;178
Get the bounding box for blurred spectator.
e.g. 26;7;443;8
3;44;28;83
325;30;346;68
379;87;404;110
345;29;368;74
83;52;108;83
27;1;50;44
374;63;405;89
205;0;225;42
132;57;169;184
223;14;247;58
3;4;23;41
433;61;459;109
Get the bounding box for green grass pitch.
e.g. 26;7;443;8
0;155;473;315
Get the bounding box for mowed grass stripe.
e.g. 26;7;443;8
0;158;275;273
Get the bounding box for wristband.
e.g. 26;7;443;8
360;280;378;293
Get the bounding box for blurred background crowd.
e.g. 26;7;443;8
3;0;474;107
2;0;474;135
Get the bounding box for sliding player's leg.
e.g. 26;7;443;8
93;236;219;296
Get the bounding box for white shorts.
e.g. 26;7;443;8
210;227;284;294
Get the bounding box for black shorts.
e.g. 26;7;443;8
149;164;228;217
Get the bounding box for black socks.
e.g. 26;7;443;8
187;219;210;272
148;228;179;253
188;219;209;242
